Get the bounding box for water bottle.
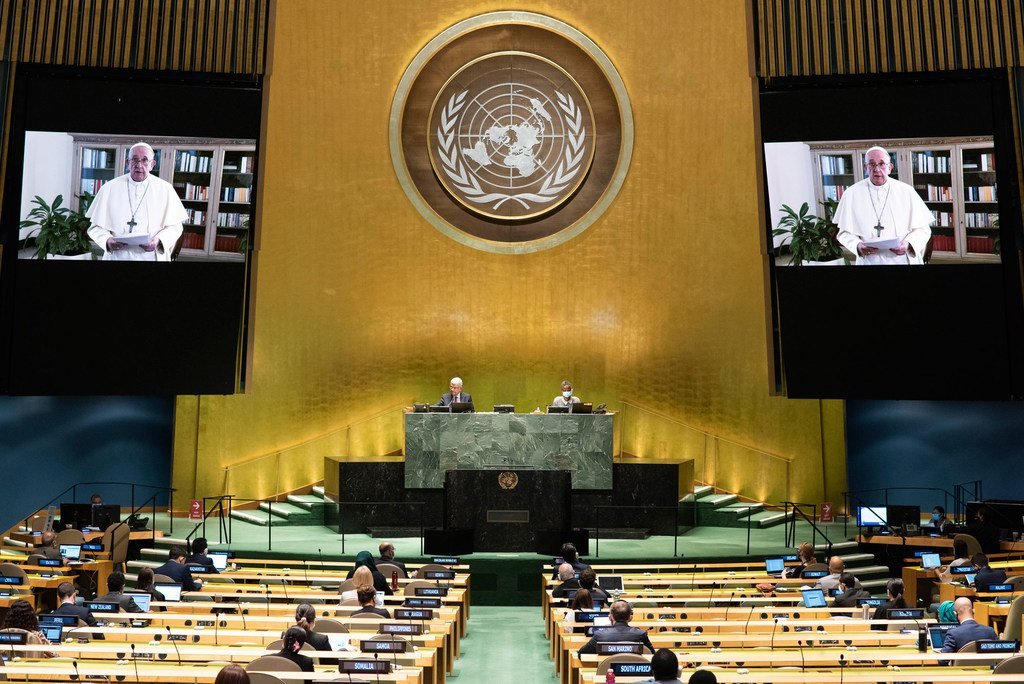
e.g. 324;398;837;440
918;626;927;652
391;570;399;591
605;668;616;684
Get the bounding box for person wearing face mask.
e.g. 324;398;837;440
927;506;954;536
552;380;581;407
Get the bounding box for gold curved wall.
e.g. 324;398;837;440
172;0;846;509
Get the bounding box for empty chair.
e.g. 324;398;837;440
54;529;86;547
953;533;983;559
992;653;1024;681
245;655;301;672
314;618;348;633
958;640;1002;667
0;564;27;582
375;562;405;579
595;653;649;675
349;611;386;621
1002;594;1024;642
403;580;433;596
152;573;175;584
101;523;130;568
413;563;451;579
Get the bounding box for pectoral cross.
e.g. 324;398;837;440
127;218;137;232
874;223;883;237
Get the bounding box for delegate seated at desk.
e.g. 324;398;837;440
53;581;97;626
552;380;581;407
185;537;219;574
36;530;62;561
578;600;655;655
438;376;473;409
153;545;204;591
941;597;996;654
95;571;143;613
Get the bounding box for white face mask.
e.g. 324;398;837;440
562;390;572;398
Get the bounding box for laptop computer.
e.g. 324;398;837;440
449;402;473;413
964;573;977;587
929;624;955;650
546;405;569;414
765;558;785;576
40;623;62;644
155;582;183;602
208;552;229;571
920;552;941;569
124;592;151;612
597;575;624;592
59;544;82;561
801;588;827;608
569;402;593;414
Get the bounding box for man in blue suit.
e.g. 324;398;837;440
153;545;204;592
438;377;473;409
578;600;655;655
941;597;997;654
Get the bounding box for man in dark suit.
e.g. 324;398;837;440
552;563;580;598
375;541;407;577
578;600;655;655
972;553;1008;589
95;572;143;613
185;537;219;574
438;377;473;409
153;545;204;591
578;567;609;606
941;597;997;653
53;582;97;626
832;572;871;607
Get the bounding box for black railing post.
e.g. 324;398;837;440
267;500;272;551
746;505;752;555
674;505;679;558
595;506;600;558
419;504;424;556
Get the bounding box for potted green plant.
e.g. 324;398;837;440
772;199;846;265
19;192;95;260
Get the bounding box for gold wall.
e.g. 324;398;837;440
172;0;846;509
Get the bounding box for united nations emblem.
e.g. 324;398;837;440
498;471;519;490
390;12;633;253
429;53;595;220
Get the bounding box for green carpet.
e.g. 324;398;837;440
449;606;556;683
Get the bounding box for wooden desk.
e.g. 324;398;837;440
1;661;421;683
10;529;163;545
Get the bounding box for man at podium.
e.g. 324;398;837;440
552;380;581;407
438;377;473;409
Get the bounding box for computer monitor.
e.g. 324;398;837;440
427;405;450;413
569;402;593;414
920;552;941;569
124;593;151;612
208;552;229;571
597;575;624;592
59;503;92;530
59;544;81;560
39;623;62;643
91;504;121;529
155;583;183;602
886;505;921;528
801;588;827;608
546;405;569;414
857;505;888;527
765;558;785;574
449;401;473;413
561;588;578;600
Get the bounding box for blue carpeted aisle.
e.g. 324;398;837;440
449;606;556;683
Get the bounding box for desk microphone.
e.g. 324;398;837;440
374;652;381;684
240;608;248;632
742;605;756;635
265;585;272;616
129;643;141;682
282;578;289;602
769;618;779;651
213;611;219;646
705;582;716;609
318;548;325;572
722;591;736;620
838;652;846;684
71;658;81;681
165;626;182;665
797;638;806;671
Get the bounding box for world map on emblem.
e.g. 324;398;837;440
429;53;596;220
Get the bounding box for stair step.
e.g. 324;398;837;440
818;540;859;553
681;486;715;502
753;511;792;528
257;502;307;519
695;494;738;508
311;486;335;503
287;494;327;511
835;553;875;565
720;502;765;516
230;510;289;527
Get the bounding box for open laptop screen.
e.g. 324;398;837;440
208;552;229;571
597;575;623;592
124;592;151;612
155;582;182;601
920;552;941;569
59;544;81;560
765;558;785;574
801;588;827;608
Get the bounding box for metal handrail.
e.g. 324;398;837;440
781;501;833;554
840;485;971;537
594;504;683;558
27;481;176;535
184;495;235;550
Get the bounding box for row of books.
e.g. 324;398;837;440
180;232;206;249
221;186;251;202
912;153;951;174
930;210;953;227
216;212;246;228
177;152;214;174
82;148;113;169
963;152;995;171
184;209;207;226
79;178;106;195
964;212;998;228
918;184;953;202
223;156;255;174
965;185;997;202
820;155;851;176
176;182;210;201
822;184;846;201
930;235;995;254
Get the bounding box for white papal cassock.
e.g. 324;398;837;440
86;174;187;261
834;177;933;265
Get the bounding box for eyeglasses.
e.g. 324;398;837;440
129;157;152;165
865;161;890;170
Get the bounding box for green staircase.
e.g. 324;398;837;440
228;486;333;527
682;485;792;529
